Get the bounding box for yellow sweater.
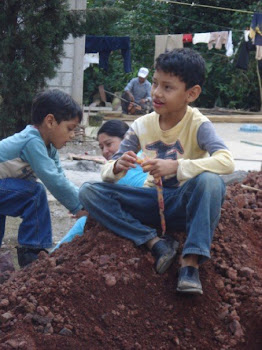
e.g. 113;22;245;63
101;106;235;187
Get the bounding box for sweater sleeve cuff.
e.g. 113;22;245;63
101;160;127;182
176;159;185;182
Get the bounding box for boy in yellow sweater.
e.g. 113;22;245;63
79;48;234;295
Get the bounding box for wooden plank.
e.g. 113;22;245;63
103;113;262;123
207;115;262;123
84;105;262;122
83;106;112;112
88;111;122;118
199;107;262;115
98;110;122;115
103;113;136;121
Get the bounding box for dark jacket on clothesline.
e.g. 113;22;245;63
85;36;132;73
236;39;262;72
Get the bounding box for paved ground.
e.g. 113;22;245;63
2;122;262;252
213;123;262;172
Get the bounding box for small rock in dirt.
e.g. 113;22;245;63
94;325;104;336
229;320;244;338
104;274;117;286
239;267;255;279
59;327;72;336
1;312;14;322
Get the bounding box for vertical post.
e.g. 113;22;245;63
256;60;262;112
71;0;86;106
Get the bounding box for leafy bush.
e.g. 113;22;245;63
0;0;85;138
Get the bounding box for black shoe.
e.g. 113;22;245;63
16;246;48;268
151;237;179;274
176;266;203;295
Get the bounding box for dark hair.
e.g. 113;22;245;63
31;89;83;125
155;48;206;89
97;120;129;139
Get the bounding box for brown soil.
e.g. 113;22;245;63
0;171;261;350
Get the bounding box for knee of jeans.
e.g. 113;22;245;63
79;182;94;205
197;172;225;194
35;182;47;197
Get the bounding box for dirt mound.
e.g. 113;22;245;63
0;171;261;350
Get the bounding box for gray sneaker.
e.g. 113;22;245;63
176;266;203;295
151;237;179;274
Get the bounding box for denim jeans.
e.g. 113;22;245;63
0;178;52;248
79;172;225;264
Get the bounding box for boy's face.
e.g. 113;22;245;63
47;116;80;149
151;69;198;120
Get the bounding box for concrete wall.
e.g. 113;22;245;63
46;0;86;106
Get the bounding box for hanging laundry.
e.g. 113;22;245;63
249;13;262;45
183;34;193;43
236;39;262;71
236;40;254;70
225;31;234;57
192;33;211;44
83;53;99;70
154;34;183;60
85;36;131;72
208;31;229;50
244;30;250;42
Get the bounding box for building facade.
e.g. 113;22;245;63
46;0;86;106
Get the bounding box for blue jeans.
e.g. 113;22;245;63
0;178;52;248
79;172;226;264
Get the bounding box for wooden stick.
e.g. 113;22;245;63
154;176;166;236
137;155;166;235
241;184;262;192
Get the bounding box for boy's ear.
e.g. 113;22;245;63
45;114;56;128
187;85;202;103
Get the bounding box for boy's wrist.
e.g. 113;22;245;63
173;160;179;173
113;160;121;174
169;159;178;175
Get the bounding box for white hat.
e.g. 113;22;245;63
138;67;149;78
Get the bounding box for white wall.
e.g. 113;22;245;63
46;0;86;106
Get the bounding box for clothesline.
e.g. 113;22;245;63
146;6;248;32
156;0;254;14
118;7;248;35
124;28;245;40
169;13;244;32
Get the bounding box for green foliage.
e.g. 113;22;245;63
85;7;125;35
84;0;172;105
170;0;261;110
0;0;85;138
84;0;262;111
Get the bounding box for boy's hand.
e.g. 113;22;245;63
141;158;178;178
113;151;137;174
71;209;89;219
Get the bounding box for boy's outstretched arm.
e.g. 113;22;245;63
71;209;89;219
22;138;82;215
